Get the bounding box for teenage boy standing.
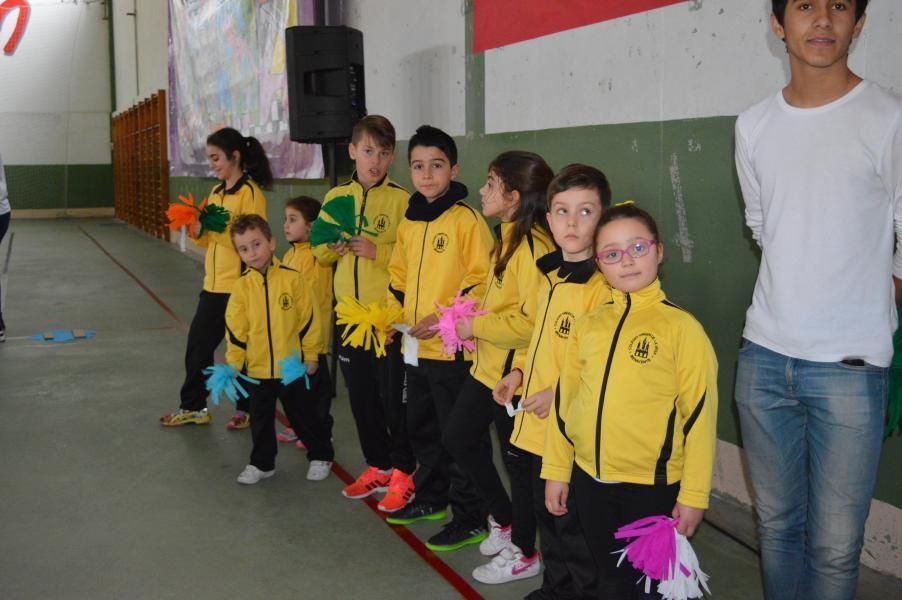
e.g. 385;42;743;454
734;2;902;598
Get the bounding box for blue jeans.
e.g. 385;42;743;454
735;340;886;600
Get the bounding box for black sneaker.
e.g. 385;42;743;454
385;500;447;526
425;519;487;552
0;314;5;342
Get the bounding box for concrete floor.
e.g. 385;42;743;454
0;219;897;599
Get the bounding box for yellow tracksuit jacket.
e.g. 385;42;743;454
311;174;409;304
193;174;267;293
509;252;611;456
541;279;718;509
387;182;495;361
224;258;321;380
282;241;333;355
469;222;554;388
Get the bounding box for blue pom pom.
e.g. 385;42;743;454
203;363;259;405
279;349;311;389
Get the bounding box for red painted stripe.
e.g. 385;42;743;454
86;224;483;599
329;462;485;600
79;226;190;332
473;0;686;52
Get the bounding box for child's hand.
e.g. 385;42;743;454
304;360;319;376
349;236;376;260
192;220;203;237
672;503;705;537
522;387;553;419
455;316;474;341
328;241;349;256
492;370;523;406
545;480;570;516
409;314;439;339
384;328;397;345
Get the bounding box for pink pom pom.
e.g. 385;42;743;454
431;290;487;356
614;516;678;583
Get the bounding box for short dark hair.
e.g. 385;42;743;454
351;115;396;149
547;164;612;209
408;125;458;166
595;202;661;252
230;213;272;241
285;196;321;224
772;0;868;25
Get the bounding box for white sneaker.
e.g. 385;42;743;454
479;515;513;556
306;460;333;481
472;546;541;585
236;465;275;485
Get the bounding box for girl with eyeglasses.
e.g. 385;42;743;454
542;202;719;599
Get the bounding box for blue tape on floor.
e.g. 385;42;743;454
29;330;96;343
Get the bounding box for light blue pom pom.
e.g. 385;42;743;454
279;349;311;389
202;363;260;405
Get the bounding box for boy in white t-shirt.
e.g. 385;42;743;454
734;1;902;598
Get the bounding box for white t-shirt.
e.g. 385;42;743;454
735;81;902;367
0;153;9;216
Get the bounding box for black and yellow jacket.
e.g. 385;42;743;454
193;174;267;293
509;251;611;456
224;257;321;380
387;182;495;361
282;241;333;355
311;174;409;304
541;279;718;509
469;222;554;388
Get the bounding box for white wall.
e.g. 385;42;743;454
112;0;169;113
0;0;111;165
484;0;902;134
340;0;466;139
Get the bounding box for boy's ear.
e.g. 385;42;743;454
770;13;785;42
450;163;460;180
348;143;358;161
268;236;277;252
852;12;866;39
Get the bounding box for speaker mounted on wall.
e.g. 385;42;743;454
286;25;366;144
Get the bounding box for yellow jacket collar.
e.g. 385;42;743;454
612;278;665;310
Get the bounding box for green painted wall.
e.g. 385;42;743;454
6;164;114;210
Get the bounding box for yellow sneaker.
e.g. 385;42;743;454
160;409;211;427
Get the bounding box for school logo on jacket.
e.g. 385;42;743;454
628;333;658;364
554;312;575;339
279;293;293;310
373;214;390;233
433;233;449;253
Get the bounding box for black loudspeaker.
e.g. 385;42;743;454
286;26;366;143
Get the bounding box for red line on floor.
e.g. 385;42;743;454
329;462;485;600
85;224;484;599
79;226;190;332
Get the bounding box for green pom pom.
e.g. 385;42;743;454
309;194;379;246
199;203;230;235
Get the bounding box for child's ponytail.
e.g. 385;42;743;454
206;127;274;190
489;151;554;279
242;136;273;190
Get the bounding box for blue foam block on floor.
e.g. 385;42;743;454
29;329;96;343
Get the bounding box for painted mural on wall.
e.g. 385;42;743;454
168;0;323;178
0;0;30;56
473;0;686;52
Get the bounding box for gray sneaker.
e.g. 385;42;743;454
306;460;333;481
236;465;275;485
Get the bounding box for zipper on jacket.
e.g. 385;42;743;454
353;187;370;300
594;292;631;479
263;270;275;378
412;222;429;324
512;278;557;444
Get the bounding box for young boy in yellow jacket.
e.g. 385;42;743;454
225;215;333;484
489;165;611;593
383;126;495;551
311;116;416;509
276;196;334;449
